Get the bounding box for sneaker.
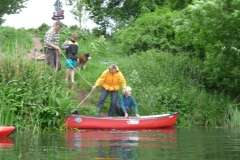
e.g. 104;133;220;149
71;110;78;114
72;81;77;84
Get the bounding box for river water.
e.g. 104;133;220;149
0;128;240;160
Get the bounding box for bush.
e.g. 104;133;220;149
113;7;181;55
38;23;50;32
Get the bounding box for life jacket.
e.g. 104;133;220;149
66;40;78;60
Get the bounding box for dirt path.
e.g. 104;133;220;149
30;34;42;49
26;34;43;59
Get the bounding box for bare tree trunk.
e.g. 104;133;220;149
79;11;82;30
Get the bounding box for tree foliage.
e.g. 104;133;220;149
83;0;166;34
112;0;240;96
65;0;87;29
166;0;193;10
174;0;240;95
66;0;193;34
113;7;179;55
0;0;27;25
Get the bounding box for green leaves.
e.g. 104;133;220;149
113;7;178;55
83;0;166;33
0;29;77;130
0;0;27;24
89;35;108;56
120;51;230;127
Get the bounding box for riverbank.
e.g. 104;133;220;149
0;26;239;131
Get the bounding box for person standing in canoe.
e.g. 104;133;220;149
92;64;126;116
116;86;140;118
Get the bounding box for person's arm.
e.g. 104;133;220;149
131;96;140;117
61;40;69;50
94;71;107;87
92;70;108;90
119;95;128;117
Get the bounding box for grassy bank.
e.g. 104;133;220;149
0;26;239;132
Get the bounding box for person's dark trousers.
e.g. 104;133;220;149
116;104;131;116
96;87;118;116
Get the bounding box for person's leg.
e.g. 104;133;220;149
65;59;72;81
56;54;61;71
125;106;132;116
116;103;125;116
45;48;55;68
70;69;75;83
65;69;71;81
96;88;109;113
71;60;77;83
108;90;118;116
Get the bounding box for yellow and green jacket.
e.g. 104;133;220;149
61;39;78;60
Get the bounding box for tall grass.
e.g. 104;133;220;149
0;56;78;131
0;27;78;131
114;50;231;127
0;26;33;55
224;102;240;128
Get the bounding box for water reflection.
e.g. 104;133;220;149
1;128;240;160
0;137;14;150
66;129;177;159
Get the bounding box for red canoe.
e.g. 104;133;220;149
0;126;16;137
66;112;178;129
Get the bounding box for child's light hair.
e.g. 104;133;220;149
125;86;132;93
71;33;78;39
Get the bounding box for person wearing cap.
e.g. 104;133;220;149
92;64;126;116
116;86;140;118
61;33;79;84
43;21;63;71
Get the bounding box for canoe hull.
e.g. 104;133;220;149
66;112;178;129
0;126;16;137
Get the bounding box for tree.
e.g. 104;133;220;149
83;0;166;34
174;0;240;95
65;0;86;30
0;0;28;25
113;7;177;55
166;0;193;10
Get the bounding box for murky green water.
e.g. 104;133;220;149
0;128;240;160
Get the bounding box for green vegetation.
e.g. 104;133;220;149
0;27;78;132
1;0;240;131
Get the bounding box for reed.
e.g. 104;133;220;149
0;29;77;131
224;104;240;128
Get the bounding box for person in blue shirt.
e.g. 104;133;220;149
116;86;140;118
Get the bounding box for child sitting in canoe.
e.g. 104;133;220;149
116;86;140;118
